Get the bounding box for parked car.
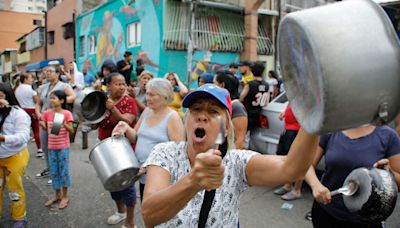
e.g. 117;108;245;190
249;91;325;170
249;92;287;155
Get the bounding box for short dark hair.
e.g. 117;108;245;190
106;72;125;85
19;72;31;83
215;71;240;100
251;61;265;77
50;90;67;109
268;70;278;79
0;83;20;106
229;63;238;69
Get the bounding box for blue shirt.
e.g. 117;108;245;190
319;126;400;223
83;73;96;87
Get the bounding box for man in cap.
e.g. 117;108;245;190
117;51;133;86
117;84;319;227
238;60;254;84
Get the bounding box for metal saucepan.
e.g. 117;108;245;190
89;136;141;192
331;167;398;223
278;0;400;134
73;88;108;124
50;112;64;135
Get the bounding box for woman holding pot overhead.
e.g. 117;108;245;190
112;78;185;202
0;83;31;228
305;125;400;228
93;72;138;228
35;65;75;184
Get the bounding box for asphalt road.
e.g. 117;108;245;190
1;129;399;228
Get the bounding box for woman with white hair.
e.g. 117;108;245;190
113;78;185;201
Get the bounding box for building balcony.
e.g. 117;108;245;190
4;61;13;73
17;52;31;65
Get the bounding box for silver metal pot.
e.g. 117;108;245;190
73;88;107;124
50;112;64;135
278;0;400;134
89;136;140;192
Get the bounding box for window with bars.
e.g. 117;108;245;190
48;31;55;45
163;2;274;55
79;36;85;57
127;22;141;47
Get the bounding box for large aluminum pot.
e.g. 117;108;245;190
278;0;400;134
89;136;140;192
73;87;107;124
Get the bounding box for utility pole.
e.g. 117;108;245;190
186;0;197;88
43;10;48;60
275;0;285;71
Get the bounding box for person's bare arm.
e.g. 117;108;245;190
246;129;319;186
35;92;43;119
239;84;250;102
64;86;76;104
167;112;185;142
233;116;247;149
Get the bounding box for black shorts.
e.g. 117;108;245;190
276;130;299;156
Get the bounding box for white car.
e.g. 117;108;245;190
249;92;288;155
249;92;325;170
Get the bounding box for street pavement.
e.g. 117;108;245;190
1;129;400;228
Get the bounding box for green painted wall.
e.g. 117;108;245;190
76;0;240;85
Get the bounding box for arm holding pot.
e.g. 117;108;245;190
112;121;137;143
245;129;319;187
374;155;400;189
106;98;136;124
305;146;332;205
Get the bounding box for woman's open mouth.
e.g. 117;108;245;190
193;128;206;143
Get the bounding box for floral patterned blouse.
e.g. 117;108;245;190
143;141;258;227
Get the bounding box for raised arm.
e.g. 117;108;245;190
245;129;319;186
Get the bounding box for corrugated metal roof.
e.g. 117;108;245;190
163;2;274;55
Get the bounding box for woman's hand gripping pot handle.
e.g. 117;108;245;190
190;149;225;191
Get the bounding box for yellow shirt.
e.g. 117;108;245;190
169;92;184;117
241;72;254;84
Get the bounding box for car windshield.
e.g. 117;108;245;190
274;92;288;103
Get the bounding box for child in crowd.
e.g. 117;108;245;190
40;90;74;209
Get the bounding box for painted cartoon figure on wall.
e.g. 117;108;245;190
96;11;125;67
192;51;227;81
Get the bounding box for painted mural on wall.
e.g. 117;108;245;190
76;0;239;86
76;0;162;76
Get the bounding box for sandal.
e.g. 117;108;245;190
59;198;69;209
273;187;290;196
45;198;60;207
281;191;301;201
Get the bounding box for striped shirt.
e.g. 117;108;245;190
42;110;73;149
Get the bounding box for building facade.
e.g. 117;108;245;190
76;0;276;87
0;10;43;51
0;0;46;13
46;0;78;66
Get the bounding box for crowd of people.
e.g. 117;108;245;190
0;53;399;228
